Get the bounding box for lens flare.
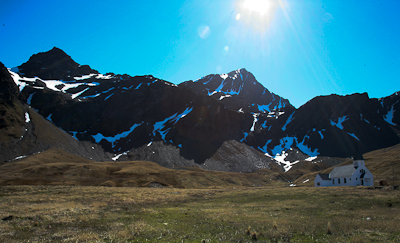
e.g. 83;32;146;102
197;25;211;39
236;13;241;20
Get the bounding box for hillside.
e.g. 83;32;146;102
0;148;285;188
1;144;398;188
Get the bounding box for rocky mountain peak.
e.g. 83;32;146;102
179;68;292;114
16;47;98;80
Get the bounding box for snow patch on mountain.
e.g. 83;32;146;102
27;92;36;105
297;135;319;156
92;122;143;147
202;76;213;85
81;93;101;99
208;90;217;96
220;74;228;80
9;70;34;91
384;101;398;126
219;94;232;100
25;112;30;123
163;81;177;87
104;93;114;101
41;80;96;93
46;114;53;122
71;87;89;99
318;130;324;139
258;139;272;154
96;74;113;80
13;155;27;160
258;103;272;113
266;135;319;167
69;131;79;140
250;113;259;131
209;79;243;96
153;107;193;141
282;112;295;131
273;150;300;172
268;111;285;119
74;74;97;80
122;85;133;90
9;70;102;98
203;70;249;97
240;132;249;142
81;87;115;99
261;120;268;129
74;73;113;81
112;151;128;161
224;85;243;95
347;132;360;141
135;83;143;90
330;116;349;129
305;156;317;162
271;137;296;155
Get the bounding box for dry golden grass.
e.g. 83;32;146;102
3;142;398;189
0;148;285;188
0;185;399;242
1;140;399;242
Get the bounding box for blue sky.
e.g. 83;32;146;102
1;0;399;108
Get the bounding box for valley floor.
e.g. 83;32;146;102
0;185;399;242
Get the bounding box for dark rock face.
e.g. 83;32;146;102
2;47;400;172
17;47;98;80
287;93;400;157
246;92;400;159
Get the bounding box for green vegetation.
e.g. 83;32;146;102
1;185;399;242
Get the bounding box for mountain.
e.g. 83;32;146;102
0;61;112;163
2;47;278;172
179;69;293;114
16;47;98;80
1;47;400;175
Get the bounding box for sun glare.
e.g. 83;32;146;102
236;0;278;32
243;0;270;15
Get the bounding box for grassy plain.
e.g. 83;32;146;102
1;185;399;242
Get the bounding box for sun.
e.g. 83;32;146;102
243;0;271;16
235;0;279;32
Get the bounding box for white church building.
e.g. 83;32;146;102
315;154;374;187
